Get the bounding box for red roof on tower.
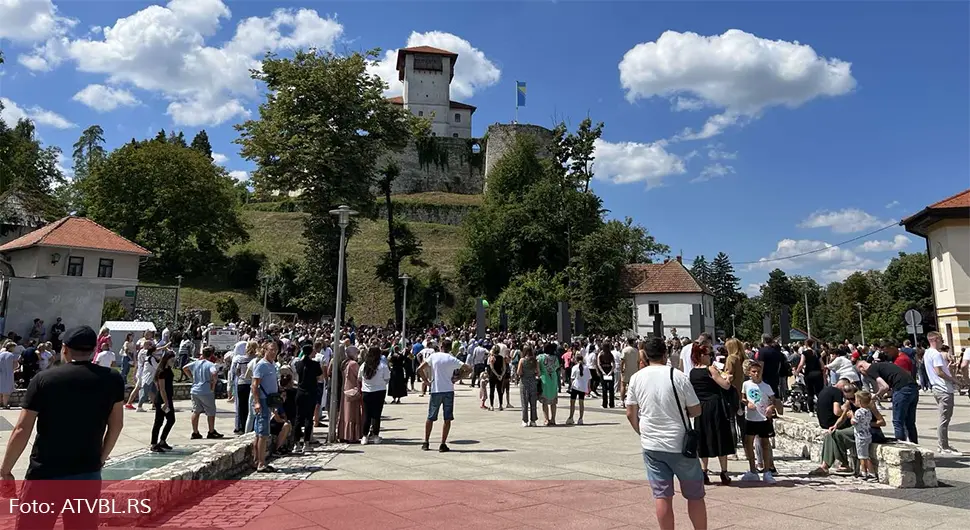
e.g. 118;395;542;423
0;217;152;256
396;46;458;81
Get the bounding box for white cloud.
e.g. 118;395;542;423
212;153;228;165
691;162;735;183
885;200;900;209
745;283;763;297
0;0;76;43
819;268;863;283
592;138;686;188
72;84;140;112
370;31;501;100
0;96;75;129
229;170;249;181
26;1;343;126
799;208;887;234
749;238;876;272
857;234;910;253
707;143;737;160
619;29;856;141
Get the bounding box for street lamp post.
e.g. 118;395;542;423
855;302;866;346
399;273;410;347
730;314;736;338
174;275;183;327
794;279;812;339
327;205;357;444
435;292;439;323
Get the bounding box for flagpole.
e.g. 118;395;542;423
514;81;519;124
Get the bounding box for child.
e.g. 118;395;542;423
478;371;489;409
852;390;876;481
566;353;590;425
741;361;782;483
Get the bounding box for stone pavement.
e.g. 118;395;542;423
2;385;969;529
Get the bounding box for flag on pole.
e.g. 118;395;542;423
516;81;527;107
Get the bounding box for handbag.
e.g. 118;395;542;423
259;384;283;408
670;367;699;459
342;361;362;402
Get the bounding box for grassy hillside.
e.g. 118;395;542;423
177;205;465;324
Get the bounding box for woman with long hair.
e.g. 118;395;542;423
359;346;391;444
293;343;323;453
387;344;408;404
337;347;364;443
537;342;559;426
151;351;177;452
487;345;507;411
597;342;616;408
689;342;735;485
517;344;539;427
567;351;590;425
120;333;134;383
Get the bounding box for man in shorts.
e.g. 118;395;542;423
417;338;472;453
183;346;224;439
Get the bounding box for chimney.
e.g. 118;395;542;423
663;258;670;264
676;255;682;264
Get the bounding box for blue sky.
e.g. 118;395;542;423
1;0;968;294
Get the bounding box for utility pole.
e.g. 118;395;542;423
856;302;866;346
400;274;410;347
327;206;357;444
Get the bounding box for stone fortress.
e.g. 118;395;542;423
383;45;554;196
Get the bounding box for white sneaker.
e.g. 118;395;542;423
360;436;368;445
741;471;760;482
294;443;304;454
576;418;584;425
522;421;529;427
372;436;382;445
940;448;963;456
762;471;777;484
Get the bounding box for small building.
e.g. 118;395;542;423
386;46;476;138
0;216;152;337
902;188;970;351
622;257;716;339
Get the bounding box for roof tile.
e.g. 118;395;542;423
929;188;970;209
0;217;152;256
621;261;712;295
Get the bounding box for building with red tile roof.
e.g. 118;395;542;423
901;188;970;351
621;257;716;339
386;46;475;139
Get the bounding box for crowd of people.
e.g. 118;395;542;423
1;313;969;529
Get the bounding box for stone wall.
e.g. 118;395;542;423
483;123;556;187
7;382;224;407
773;416;938;488
376;202;478;226
383;136;485;195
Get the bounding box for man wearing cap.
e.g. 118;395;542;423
1;326;125;529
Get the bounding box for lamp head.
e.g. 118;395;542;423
328;205;358;228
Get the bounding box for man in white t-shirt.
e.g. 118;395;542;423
417;338;472;453
95;343;116;368
925;332;960;454
625;337;705;530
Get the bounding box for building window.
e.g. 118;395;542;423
67;256;84;277
453;133;459;138
418;111;424;117
454;113;461;123
647;302;660;317
98;258;114;278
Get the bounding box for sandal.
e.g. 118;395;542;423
256;465;276;473
719;471;732;486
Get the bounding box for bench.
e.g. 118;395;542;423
772;415;938;488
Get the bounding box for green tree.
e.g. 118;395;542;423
190;130;213;159
709;252;742;331
216;296;240;322
690;256;713;292
84;139;249;277
236;49;413;315
0;117;64;194
496;267;567;333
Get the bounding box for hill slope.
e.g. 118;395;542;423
176;206;465;324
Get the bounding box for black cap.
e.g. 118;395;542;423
62;325;97;352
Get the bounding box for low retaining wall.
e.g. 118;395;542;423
773;416;937;488
7;382;227;407
100;434;257;526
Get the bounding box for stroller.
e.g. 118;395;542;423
789;375;809;413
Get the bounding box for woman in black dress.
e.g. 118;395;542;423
689;343;735;485
487;346;507;411
387;344;408;404
151;351;177;453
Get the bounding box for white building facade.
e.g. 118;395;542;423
388;46;476;138
623;259;716;340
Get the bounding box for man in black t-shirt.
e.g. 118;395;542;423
816;378;852;429
293;345;324;453
1;326;125;529
756;334;786;397
855;344;920;443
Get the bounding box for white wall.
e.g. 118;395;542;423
448;108;473;138
1;276;106;338
6;246;140;281
403;54;453;137
928;221;970;310
632;292;716;339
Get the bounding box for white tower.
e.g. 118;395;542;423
388;46;474;138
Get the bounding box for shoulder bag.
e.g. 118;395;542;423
342;360;362;402
670;367;699;459
259;383;283;408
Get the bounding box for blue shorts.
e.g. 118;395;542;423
427;392;455;422
642;449;705;500
253;399;272;437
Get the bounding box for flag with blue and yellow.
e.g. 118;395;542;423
516;81;526;107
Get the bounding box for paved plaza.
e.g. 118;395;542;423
2;384;969;528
